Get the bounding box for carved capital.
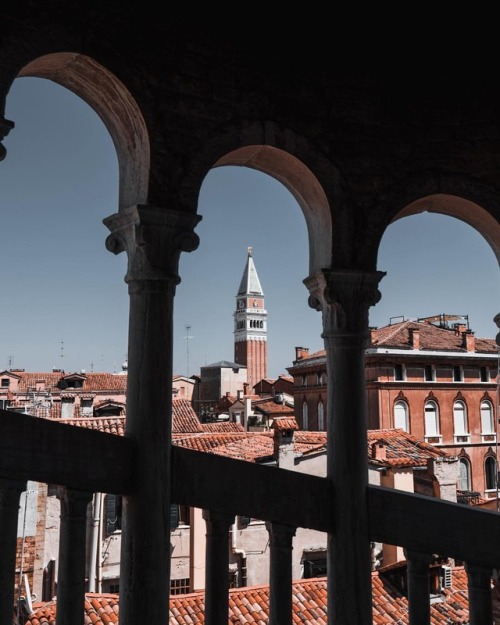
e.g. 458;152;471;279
305;270;385;337
494;312;500;347
57;486;93;520
0;116;14;161
104;205;201;284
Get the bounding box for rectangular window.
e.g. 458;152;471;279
80;398;93;416
453;366;463;382
480;367;490;382
0;399;10;410
170;578;190;594
1;378;10;387
394;364;405;381
424;365;435;382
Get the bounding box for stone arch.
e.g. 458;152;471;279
213;147;332;276
14;52;149;211
181;121;336;276
394;194;500;265
370;174;500;269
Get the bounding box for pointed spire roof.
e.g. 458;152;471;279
237;247;264;296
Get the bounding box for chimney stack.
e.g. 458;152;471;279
272;417;298;469
410;328;420;350
462;330;475;352
371;441;386;461
295;347;309;362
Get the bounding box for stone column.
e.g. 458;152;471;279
266;521;296;625
104;205;200;625
405;550;433;625
305;269;384;625
56;487;93;625
0;478;26;625
203;510;234;625
466;563;492;625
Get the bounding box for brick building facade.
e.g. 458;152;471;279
287;315;499;499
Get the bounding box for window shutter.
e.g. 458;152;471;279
170;504;180;529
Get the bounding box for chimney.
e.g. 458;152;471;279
410;328;420;350
427;457;458;502
454;322;467;336
237;389;243;401
243;382;249;395
462;330;475;352
272;418;298;469
371;441;386;461
295;347;309;361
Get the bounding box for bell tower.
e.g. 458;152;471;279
234;247;268;390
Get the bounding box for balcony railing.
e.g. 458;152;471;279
1;407;499;625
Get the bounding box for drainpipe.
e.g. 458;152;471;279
88;492;102;592
231;521;247;587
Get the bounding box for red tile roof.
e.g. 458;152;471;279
371;319;497;353
171;399;203;433
289;319;497;368
59;417;126;436
201;421;246;433
367;428;452;468
13;372;129;393
253;399;295;416
272;417;299;431
26;568;471;625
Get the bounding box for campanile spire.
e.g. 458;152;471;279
234;247;268;390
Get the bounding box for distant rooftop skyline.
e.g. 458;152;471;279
1;77;498;377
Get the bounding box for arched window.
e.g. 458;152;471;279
481;400;494;435
394;401;409;432
458;458;471;491
302;401;309;430
424;400;440;439
317;401;324;431
453;400;468;437
485;456;497;491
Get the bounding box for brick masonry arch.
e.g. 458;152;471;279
14;52;150;211
394;194;500;266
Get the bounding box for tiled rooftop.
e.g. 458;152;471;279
370;319;496;353
201;421;246;433
290;318;497;367
367;428;452;469
171;399;203;433
13;372;129;393
25;568;471;625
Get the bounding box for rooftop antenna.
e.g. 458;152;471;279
184;325;193;377
7;355;13;370
60;341;64;364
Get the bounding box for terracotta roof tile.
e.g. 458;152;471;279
367;428;452;468
370;319;497;354
171;399;203;433
26;568;472;624
201;422;245;433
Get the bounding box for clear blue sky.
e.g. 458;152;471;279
1;78;498;378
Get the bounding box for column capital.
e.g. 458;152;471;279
0;116;14;161
57;486;93;519
104;205;202;285
265;521;296;546
304;269;385;337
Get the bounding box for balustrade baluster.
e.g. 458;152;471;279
0;478;26;624
56;487;93;625
203;510;235;625
466;562;492;625
266;521;296;625
405;550;433;625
